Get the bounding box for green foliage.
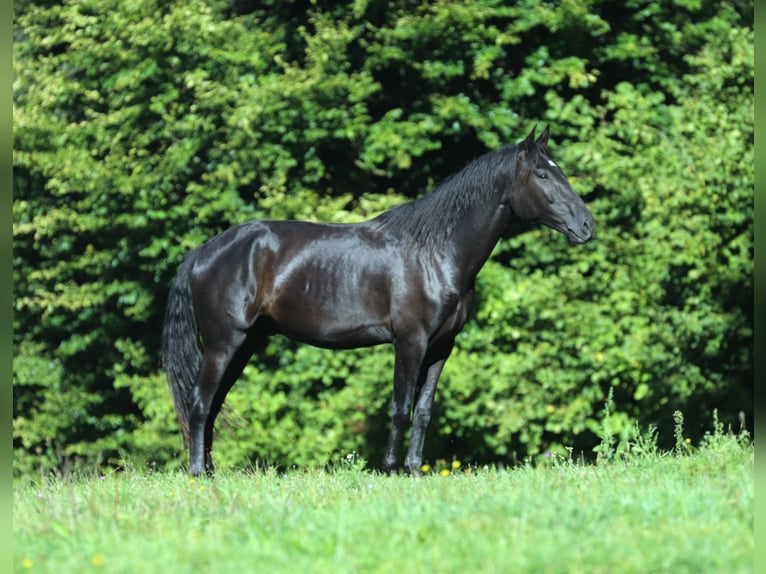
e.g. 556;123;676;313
14;0;752;476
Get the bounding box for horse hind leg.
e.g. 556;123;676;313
187;331;248;477
200;333;266;475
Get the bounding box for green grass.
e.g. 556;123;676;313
14;430;753;574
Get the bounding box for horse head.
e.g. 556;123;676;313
508;126;594;244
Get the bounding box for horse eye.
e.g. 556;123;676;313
536;171;548;180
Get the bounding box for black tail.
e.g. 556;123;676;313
161;251;202;447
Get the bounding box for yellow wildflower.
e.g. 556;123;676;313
439;469;450;477
451;460;461;470
420;464;431;473
91;554;105;567
22;558;33;569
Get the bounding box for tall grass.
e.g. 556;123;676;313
14;417;753;573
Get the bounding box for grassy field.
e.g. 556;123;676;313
14;431;752;574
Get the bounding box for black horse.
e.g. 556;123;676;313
161;126;594;477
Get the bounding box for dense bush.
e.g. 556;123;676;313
13;0;752;476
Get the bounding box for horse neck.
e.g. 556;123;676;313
446;197;512;288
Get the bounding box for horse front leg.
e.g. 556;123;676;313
382;335;428;473
403;340;454;474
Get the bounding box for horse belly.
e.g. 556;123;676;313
276;319;392;349
265;266;394;349
268;293;393;349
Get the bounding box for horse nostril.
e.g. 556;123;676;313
582;218;593;239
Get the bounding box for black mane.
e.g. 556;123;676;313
372;144;519;245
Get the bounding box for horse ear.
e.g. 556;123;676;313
536;126;550;148
525;125;538;146
518;124;537;162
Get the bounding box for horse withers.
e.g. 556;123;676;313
161;126;594;477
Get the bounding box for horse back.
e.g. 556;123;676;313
189;220;427;348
